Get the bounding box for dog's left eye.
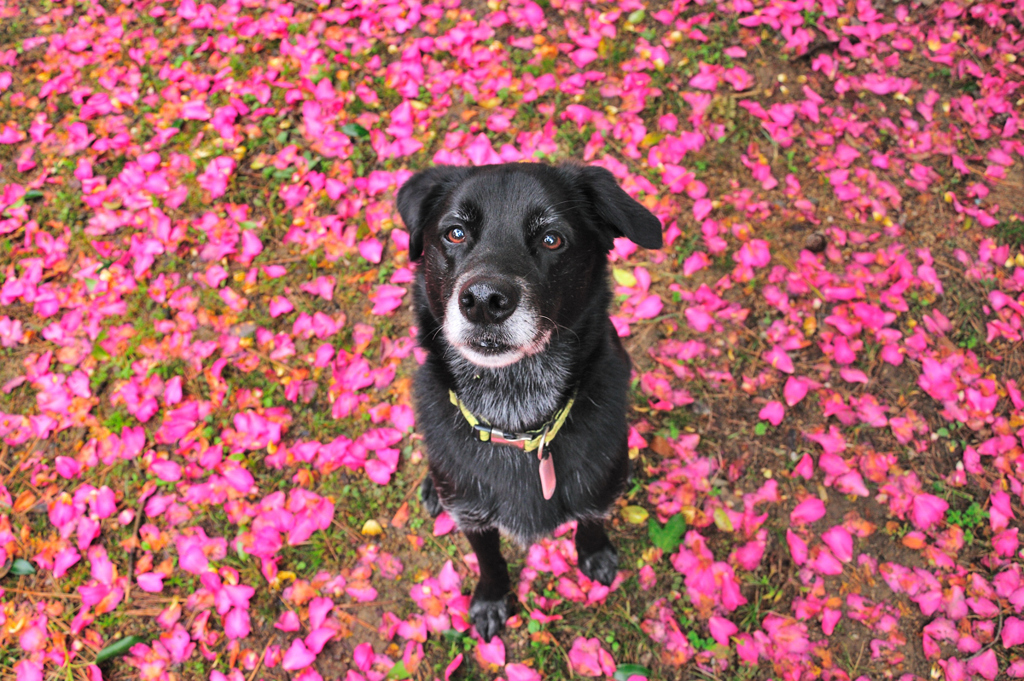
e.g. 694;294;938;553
541;233;563;250
445;226;467;244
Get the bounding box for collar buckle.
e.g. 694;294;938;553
473;424;529;448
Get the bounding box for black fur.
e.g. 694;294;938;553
398;162;662;642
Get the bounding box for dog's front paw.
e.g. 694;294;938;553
420;476;442;518
579;544;619;586
469;592;514;642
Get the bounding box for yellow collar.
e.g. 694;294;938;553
448;388;577;452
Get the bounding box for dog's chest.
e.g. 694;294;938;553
439;439;603;544
415;356;630;540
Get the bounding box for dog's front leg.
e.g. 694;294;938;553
419;475;443;518
575;518;619;586
465;527;514;642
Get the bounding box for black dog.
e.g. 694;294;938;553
396;162;662;641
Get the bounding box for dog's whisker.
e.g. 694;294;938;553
545;199;591;219
539;315;579;344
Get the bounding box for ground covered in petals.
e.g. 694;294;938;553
2;0;1024;679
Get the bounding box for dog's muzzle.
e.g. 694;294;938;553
444;273;546;368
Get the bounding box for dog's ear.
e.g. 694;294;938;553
397;166;469;261
565;164;663;250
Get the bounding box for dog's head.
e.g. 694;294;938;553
397;163;662;369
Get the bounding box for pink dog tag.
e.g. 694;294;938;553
538;433;556;500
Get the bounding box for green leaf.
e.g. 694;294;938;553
342;123;370;139
615;663;651;680
24;190;44;200
10;559;35;575
95;636;144;664
754;422;768;436
648;513;686;552
627;9;646;24
713;507;734;533
621;505;649;524
386;660;411;679
612;267;637;288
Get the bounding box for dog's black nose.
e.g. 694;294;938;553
459;278;519;325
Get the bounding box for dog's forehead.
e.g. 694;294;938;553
450;169;567;222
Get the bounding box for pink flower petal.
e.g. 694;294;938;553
633;294;664;320
281;639;316;671
821;526;853;563
275;610;301;632
822;608;842;636
1004;617;1024;648
790;498;826;525
224;608;251;640
994;529;1019;557
910;493;948;531
759;401;785;426
268;296;294;318
839;368;869;384
444;653;463;680
784;376;810;406
568;637;616;677
357;238;384;264
793;454;814;480
967;649;998;681
505;663;541;681
136;572;165;593
708;616;738;646
475;635;505;666
15;661;43;681
570;48;599;69
764;345;795;374
433;511;455;537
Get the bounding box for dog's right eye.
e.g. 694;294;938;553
445;226;467;244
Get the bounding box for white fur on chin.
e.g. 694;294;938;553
454;330;552;368
456;346;525;368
